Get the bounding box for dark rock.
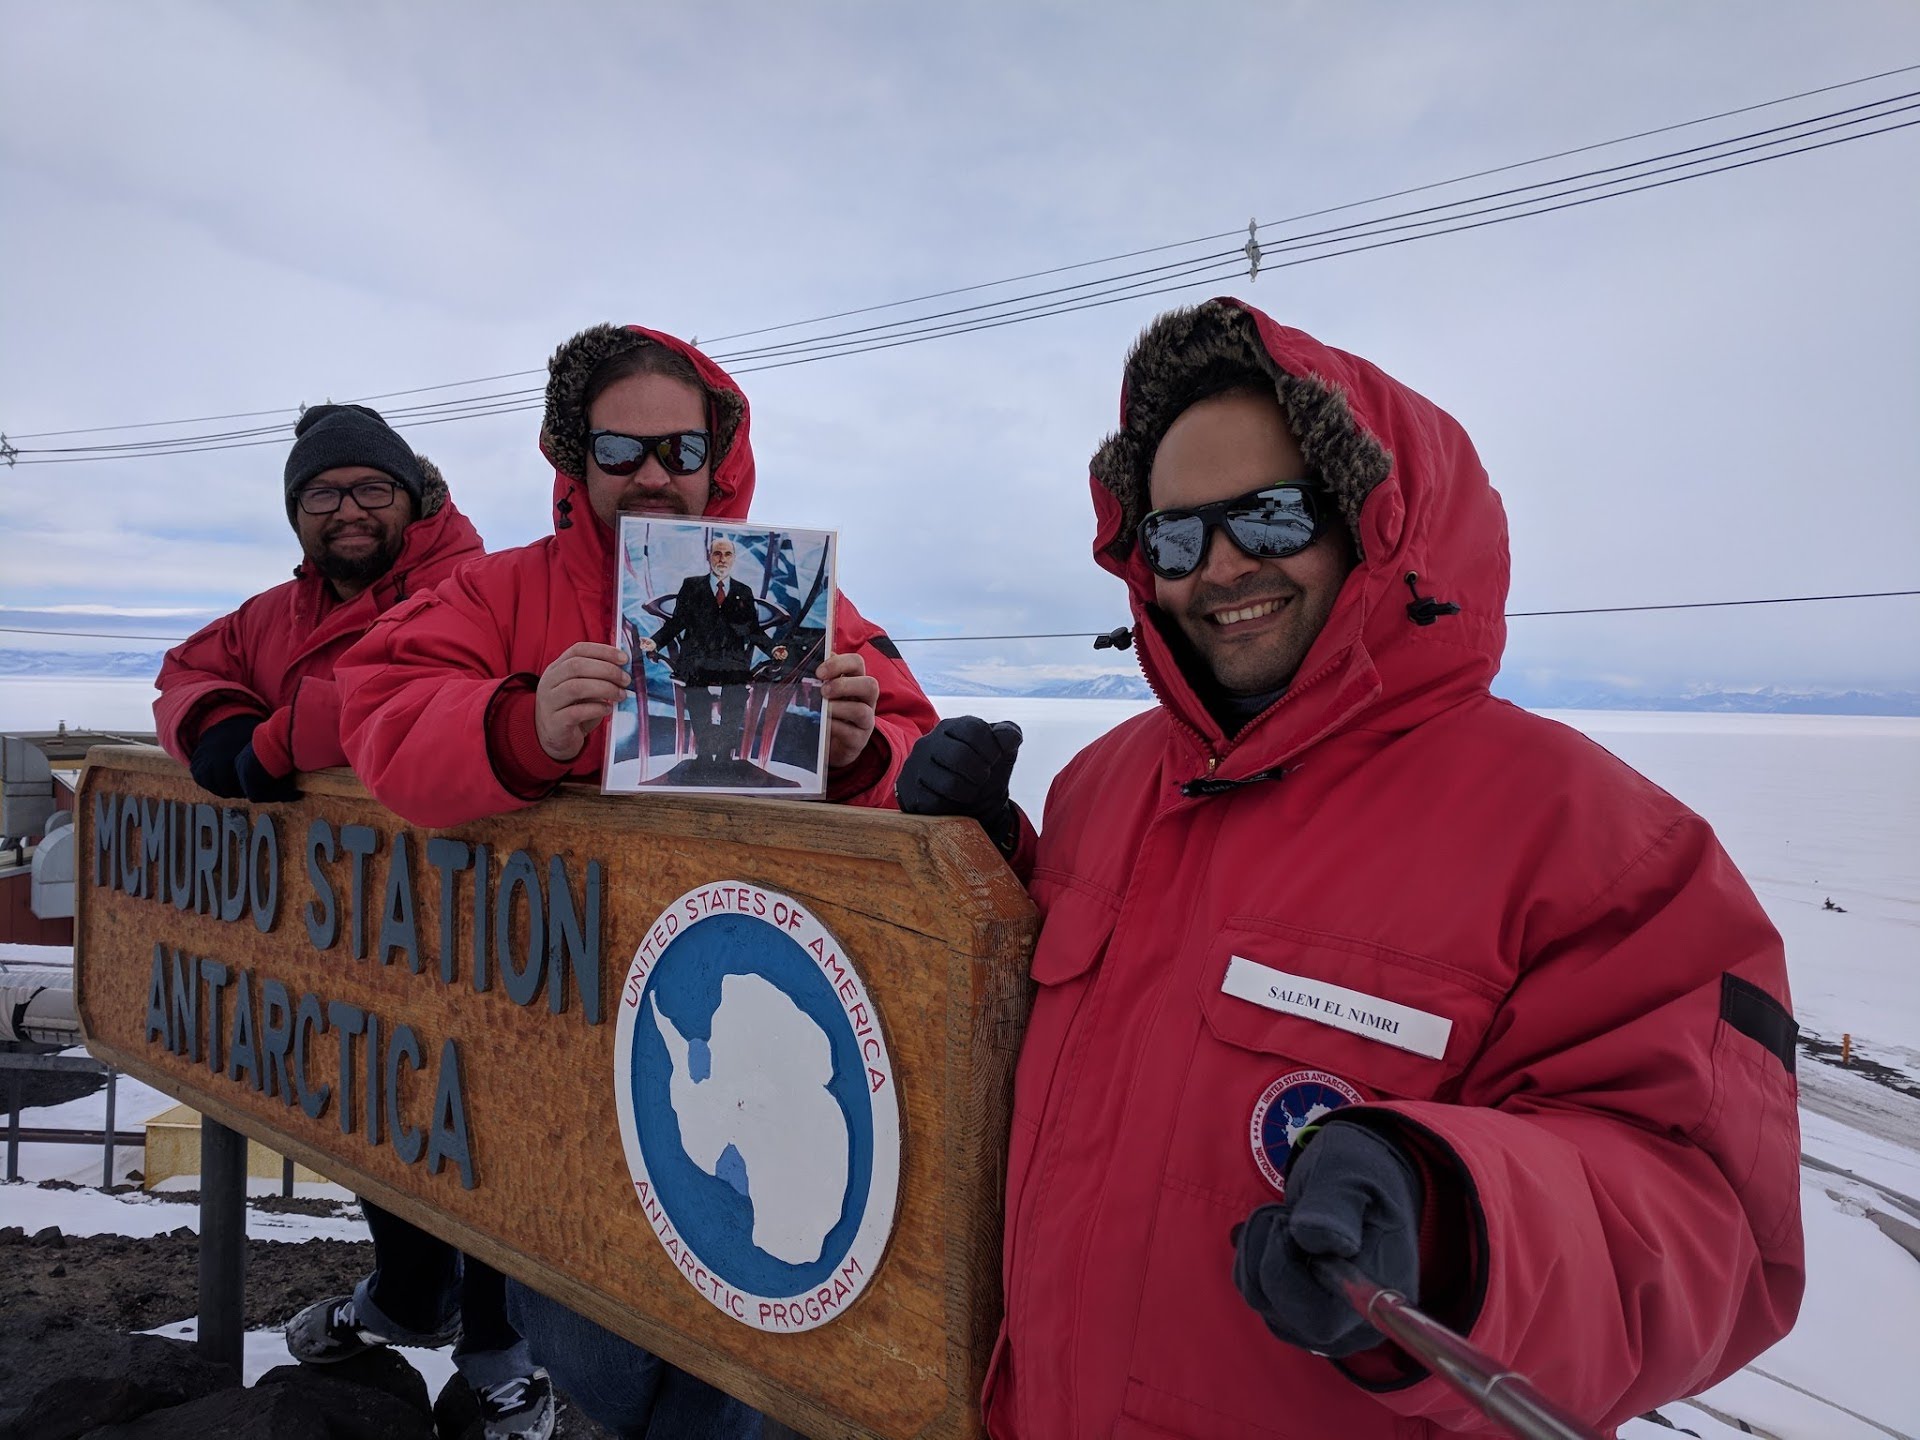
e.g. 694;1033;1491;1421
81;1361;437;1440
30;1225;67;1247
80;1386;330;1440
48;1264;66;1278
0;1308;235;1440
258;1347;431;1416
433;1372;483;1440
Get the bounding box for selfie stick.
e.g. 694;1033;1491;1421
1310;1258;1602;1440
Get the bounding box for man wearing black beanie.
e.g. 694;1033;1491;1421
155;402;476;800
156;405;562;1437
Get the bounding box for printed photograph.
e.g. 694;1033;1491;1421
604;517;836;796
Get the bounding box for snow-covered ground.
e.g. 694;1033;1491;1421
3;684;1916;1436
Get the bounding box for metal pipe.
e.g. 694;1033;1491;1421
101;1069;118;1188
5;1070;19;1183
1311;1257;1601;1440
197;1117;248;1375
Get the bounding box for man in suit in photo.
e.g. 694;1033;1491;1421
637;534;789;763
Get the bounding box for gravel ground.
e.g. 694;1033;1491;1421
0;1189;612;1436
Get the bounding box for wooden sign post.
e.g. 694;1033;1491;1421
74;747;1036;1440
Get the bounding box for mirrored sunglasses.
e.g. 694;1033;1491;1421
588;428;711;478
1137;484;1321;580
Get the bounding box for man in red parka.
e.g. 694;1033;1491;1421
155;402;483;799
154;408;556;1438
336;323;934;827
900;298;1803;1437
337;322;939;1437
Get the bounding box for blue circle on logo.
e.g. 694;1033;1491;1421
628;912;873;1296
1251;1070;1362;1192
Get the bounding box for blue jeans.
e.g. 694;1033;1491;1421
504;1279;765;1439
358;1199;532;1390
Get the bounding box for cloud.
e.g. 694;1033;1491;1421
3;1;1916;694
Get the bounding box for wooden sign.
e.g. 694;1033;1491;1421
73;746;1037;1440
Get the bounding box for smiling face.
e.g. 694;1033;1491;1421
583;371;711;528
293;465;415;596
1147;388;1354;697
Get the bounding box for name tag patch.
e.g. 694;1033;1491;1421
1222;956;1454;1060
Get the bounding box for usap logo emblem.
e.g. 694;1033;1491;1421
1249;1069;1363;1195
614;881;901;1332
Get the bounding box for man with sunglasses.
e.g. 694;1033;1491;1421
336;323;938;1437
635;534;791;769
339;322;935;829
901;299;1801;1438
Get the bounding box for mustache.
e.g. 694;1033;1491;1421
616;492;693;515
1188;579;1297;613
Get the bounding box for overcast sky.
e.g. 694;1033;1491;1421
2;1;1916;698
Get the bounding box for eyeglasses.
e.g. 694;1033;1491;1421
297;479;399;515
1137;484;1321;580
588;429;711;478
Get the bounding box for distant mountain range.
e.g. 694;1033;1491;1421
920;670;1920;714
7;650;1916;716
0;649;168;679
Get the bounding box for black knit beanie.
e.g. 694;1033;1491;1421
283;404;427;524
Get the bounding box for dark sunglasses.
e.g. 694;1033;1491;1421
1137;484;1322;580
588;428;711;478
297;479;399;515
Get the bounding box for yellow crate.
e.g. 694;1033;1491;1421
142;1103;328;1188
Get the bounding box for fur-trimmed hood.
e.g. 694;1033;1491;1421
1091;299;1392;560
414;453;450;519
539;324;749;491
1090;297;1510;764
534;325;755;574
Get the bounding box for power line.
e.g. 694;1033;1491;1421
1503;589;1920;617
19;101;1917;467
8;61;1916;450
39;83;1919;450
7;589;1916;647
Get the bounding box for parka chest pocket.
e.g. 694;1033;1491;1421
1162;922;1503;1194
1011;878;1120;1132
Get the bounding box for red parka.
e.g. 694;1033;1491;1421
153;464;483;775
984;300;1803;1438
336;327;937;828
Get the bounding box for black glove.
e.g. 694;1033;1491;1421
234;742;301;804
1232;1122;1423;1358
188;715;262;799
896;717;1022;848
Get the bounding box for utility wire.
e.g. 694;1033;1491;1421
7;590;1916;646
9;62;1916;449
19;102;1917;465
38;81;1912;453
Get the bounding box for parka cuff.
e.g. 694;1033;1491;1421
1322;1110;1488;1393
247;705;296;778
485;677;573;801
826;726;894;805
186;698;269;753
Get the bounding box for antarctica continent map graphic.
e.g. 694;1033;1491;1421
613;881;901;1333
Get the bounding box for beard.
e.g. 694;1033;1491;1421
306;524;405;588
